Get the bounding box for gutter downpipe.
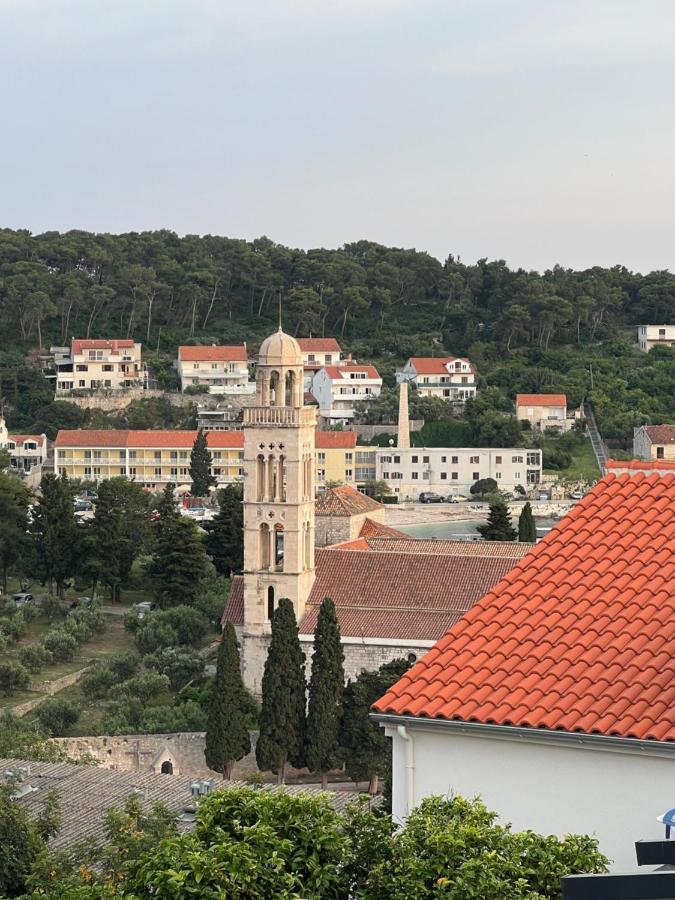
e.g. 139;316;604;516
396;724;415;818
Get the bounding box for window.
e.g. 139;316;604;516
103;364;113;372
307;353;316;362
423;455;429;463
412;472;418;480
93;450;102;460
76;364;88;371
171;467;178;477
412;455;418;463
267;586;275;620
78;380;86;387
212;451;222;460
515;472;521;479
394;455;400;464
345;469;353;480
155;467;162;477
119;450;125;460
495;456;502;464
440;472;447;480
659;328;666;336
170;451;178;460
88;350;103;360
526;452;540;466
93;467;100;477
211;363;218;369
325;354;332;363
317;452;326;464
129;450;137;460
129;467;137;476
451;472;458;480
452;455;459;464
512;455;523;463
84;467;91;476
657;446;665;459
154;451;161;461
180;451;188;460
317;468;325;482
473;471;479;480
193;363;199;369
441;455;446;463
390;472;403;479
495;472;502;479
470;455;479;464
345;452;353;463
104;380;112;388
381;455;392;463
213;467;221;476
527;470;541;484
443;390;450;397
84;450;92;459
461;376;467;384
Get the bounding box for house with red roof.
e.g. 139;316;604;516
297;338;343;388
56;339;145;393
634;424;675;462
396;356;477;403
372;466;675;869
311;362;382;427
177;345;250;394
515;393;576;431
0;417;47;473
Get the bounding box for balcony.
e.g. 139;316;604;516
243;406;316;427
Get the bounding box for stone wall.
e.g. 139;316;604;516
299;636;428;683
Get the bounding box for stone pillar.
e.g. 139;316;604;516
397;380;411;449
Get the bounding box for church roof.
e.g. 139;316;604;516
315;485;383;517
257;328;302;366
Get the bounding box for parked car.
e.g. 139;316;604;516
12;592;34;605
134;601;156;619
73;499;93;512
446;495;465;503
570;490;584;500
419;492;444;504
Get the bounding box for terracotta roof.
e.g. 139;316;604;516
315;431;357;449
323;364;380;380
364;538;532;558
2;757;375;849
408;356;474;375
71;339;135;354
54;430;244;449
179;345;248;362
374;471;675;743
516;393;567;407
223;575;244;625
643;424;675;444
315;485;383;517
607;459;675;472
358;519;409;540
299;547;525;641
297;338;341;352
8;434;44;445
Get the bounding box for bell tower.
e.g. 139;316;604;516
241;328;316;694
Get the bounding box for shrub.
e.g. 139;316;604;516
161;606;209;647
19;645;54;674
42;629;78;662
123;609;142;634
80;666;117;700
63;618;93;644
118;673;172;705
36;698;80;736
0;610;27;643
106;651;140;681
0;661;30;696
144;647;205;691
74;608;106;635
135;619;179;655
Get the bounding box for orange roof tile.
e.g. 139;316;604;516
374;471;675;742
315;431;357;449
323;364;380;380
8;434;45;445
316;485;383;517
643;424;675;444
607;459;675;472
358;518;409;540
409;356;474;375
297;338;341;352
54;429;244;449
71;339;135;354
364;538;532;558
178;345;247;362
516;393;567;407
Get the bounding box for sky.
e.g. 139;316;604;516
0;0;674;272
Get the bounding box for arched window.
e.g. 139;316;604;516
268;454;277;500
304;521;311;570
285;370;296;406
267;586;275;620
274;524;284;570
259;523;271;569
269;370;280;405
160;760;174;775
278;455;286;501
256;454;266;502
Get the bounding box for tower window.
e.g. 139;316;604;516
267;586;275;620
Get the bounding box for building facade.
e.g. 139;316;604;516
638;323;675;352
56;339;145;393
297;338;342;388
376;446;542;499
0;418;47;472
177;345;250;394
311;363;382;427
396;357;477;403
633;424;675;461
515;393;569;431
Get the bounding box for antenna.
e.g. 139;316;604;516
278;289;283;330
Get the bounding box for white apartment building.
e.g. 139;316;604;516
396;356;477;403
638;324;675;352
177;345;251;394
297;338;343;389
311;363;382;427
375;447;542;500
0;418;48;472
56;339;145;393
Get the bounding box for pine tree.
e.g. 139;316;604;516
340;658;410;793
256;598;306;784
204;485;243;576
204;622;251;779
518;501;537;542
154;483;180;535
93;477;151;602
151;516;212;608
189;429;215;497
30;473;81;598
0;471;30;593
305;598;344;789
477;500;517;541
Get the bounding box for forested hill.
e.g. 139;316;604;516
0;228;673;445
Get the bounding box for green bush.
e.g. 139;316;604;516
80;666;117;700
118;673;172;705
135;619;179;655
63;618;93;644
543;447;573;470
0;610;27;643
106;651;141;681
36;698;80;736
144;647;205;691
42;629;78;662
0;661;30;696
160;605;209;646
19;645;54;674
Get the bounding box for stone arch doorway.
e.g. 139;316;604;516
160;760;174;775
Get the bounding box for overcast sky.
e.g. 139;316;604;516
1;0;674;272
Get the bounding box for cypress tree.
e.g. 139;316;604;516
151;516;212;608
305;597;344;789
477;500;517;541
256;598;306;784
154;483;180;533
518;501;537;542
204;622;251;779
189;429;215;497
204;485;243;576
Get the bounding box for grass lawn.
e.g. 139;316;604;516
543;435;600;484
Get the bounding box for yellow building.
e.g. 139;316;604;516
54;429;245;490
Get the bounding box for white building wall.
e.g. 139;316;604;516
638;324;675;352
178;359;249;392
386;724;673;871
311;368;382;425
376;447;542;499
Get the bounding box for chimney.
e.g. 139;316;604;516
397;381;410;450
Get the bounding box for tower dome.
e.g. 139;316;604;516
258;327;303;367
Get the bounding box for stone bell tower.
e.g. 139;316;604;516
241;328;316;694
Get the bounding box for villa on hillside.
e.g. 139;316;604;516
176;345;250;394
633;424;675;462
54;339;146;393
396;356;477;403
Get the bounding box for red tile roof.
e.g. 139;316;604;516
300;547;526;640
516;393;567;407
364;538;532;558
607;459;675;472
358;519;409;540
8;434;45;445
71;339;135;354
323;364;380;380
643;424;675;444
223;576;244;626
297;338;341;352
374;471;675;742
179;345;248;362
409;357;473;375
315;485;383;517
54;429;244;449
314;431;357;449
